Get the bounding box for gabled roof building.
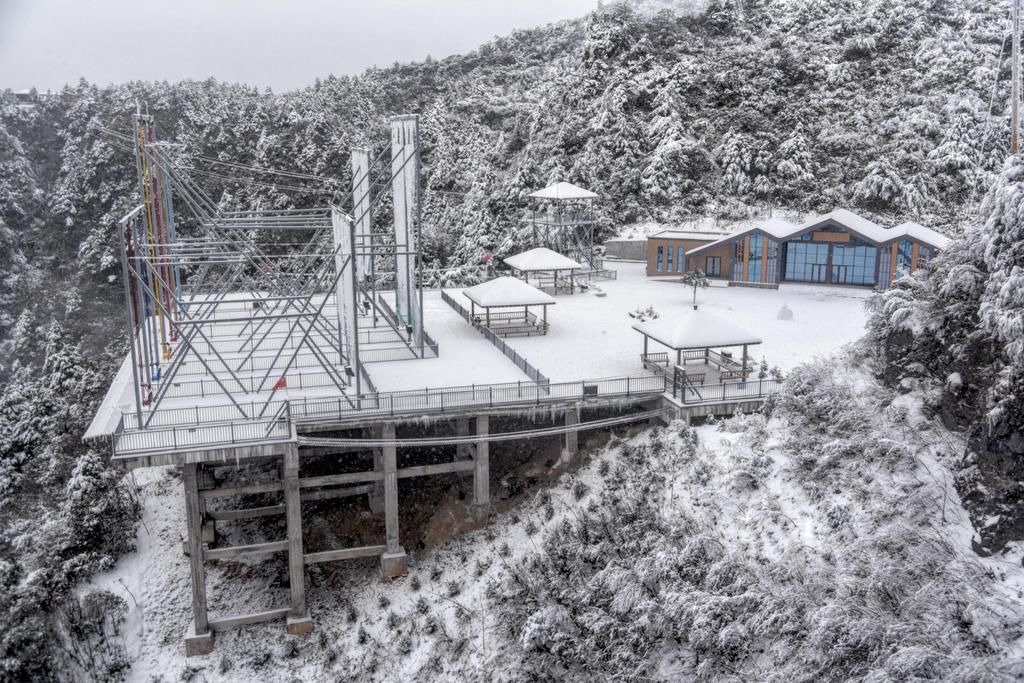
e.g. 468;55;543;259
647;209;950;290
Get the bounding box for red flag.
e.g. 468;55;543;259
272;377;287;390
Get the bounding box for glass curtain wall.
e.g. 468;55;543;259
748;235;764;282
783;242;829;283
831;244;877;286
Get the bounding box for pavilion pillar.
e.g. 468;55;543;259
182;463;213;656
742;344;749;379
473;416;490;515
380;423;407;578
284;444;313;635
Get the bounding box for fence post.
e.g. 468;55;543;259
626;376;631;397
229;421;235;444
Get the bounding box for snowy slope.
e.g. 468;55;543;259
90;363;1024;681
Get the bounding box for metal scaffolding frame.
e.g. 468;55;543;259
116;113;428;428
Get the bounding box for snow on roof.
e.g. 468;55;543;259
527;182;599;200
649;229;732;241
632;308;763;350
807;208;888;242
686;209;951;256
893;222;951;250
684;217;798;257
504;247;583;271
463;277;556;308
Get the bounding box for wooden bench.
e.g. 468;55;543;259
641;352;670;369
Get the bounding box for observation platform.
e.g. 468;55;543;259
87;263;868;469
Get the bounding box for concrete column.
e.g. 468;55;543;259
368;441;384;514
562;408;579;465
283;445;313;635
182;464;213;656
474;416;490;510
455;417;471;459
380;423;407;578
455;417;473;478
197;465;216;546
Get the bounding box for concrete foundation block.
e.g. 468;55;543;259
380;548;408;579
184;624;214;657
472;502;490;523
201;520;216;545
286;614;314;636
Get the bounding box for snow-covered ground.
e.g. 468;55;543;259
504;261;870;380
376;261;870;388
366;293;532;392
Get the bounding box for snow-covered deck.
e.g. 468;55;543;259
91;261;870;459
499;262;870;381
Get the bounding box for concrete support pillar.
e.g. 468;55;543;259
182;464;213;656
455;417;471;459
562;408;579;465
455;417;473;478
283;445;313;635
380;423;408;578
368;442;385;514
197;465;216;547
474;416;490;510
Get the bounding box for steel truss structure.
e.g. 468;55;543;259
117;113;429;430
521;187;616;283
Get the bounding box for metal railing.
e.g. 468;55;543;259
676;375;783;405
173;349;343;377
288;373;664;422
110;374;668;457
441;291;549;383
154;368;345;399
113;403;293;456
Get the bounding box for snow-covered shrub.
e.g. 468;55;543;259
490;374;1020;680
777;361;870;437
628;306;660;322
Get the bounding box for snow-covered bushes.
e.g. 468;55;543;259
493;373;1021;680
0;322;139;680
863;156;1024;553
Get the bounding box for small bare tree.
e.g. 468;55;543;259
680;269;710;309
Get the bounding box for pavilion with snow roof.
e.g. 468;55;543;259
503;247;584;295
633;308;763;386
462;276;556;337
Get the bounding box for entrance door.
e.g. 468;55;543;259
832;265;849;284
810;263;828;283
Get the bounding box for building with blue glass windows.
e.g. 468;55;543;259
646;209;950;291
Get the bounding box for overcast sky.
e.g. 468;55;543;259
0;0;598;92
